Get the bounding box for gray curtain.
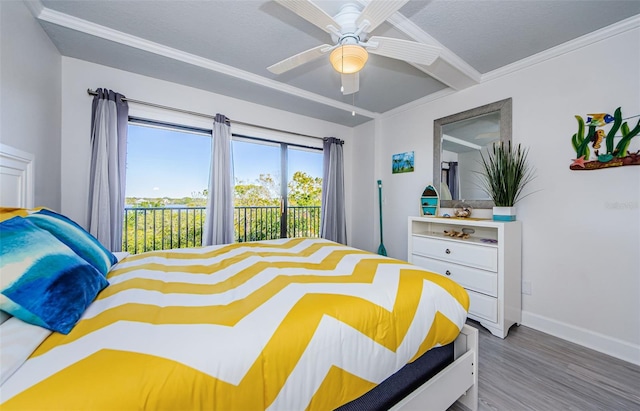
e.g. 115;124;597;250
88;88;128;251
320;137;347;244
203;114;234;245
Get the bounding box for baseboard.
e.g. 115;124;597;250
521;311;640;366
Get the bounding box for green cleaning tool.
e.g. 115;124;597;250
377;180;387;256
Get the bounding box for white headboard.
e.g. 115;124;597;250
0;143;34;208
0;144;35;323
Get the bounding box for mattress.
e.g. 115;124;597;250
0;237;469;410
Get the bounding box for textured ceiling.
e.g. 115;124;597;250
36;0;640;126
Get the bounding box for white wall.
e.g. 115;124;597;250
352;27;640;364
60;58;354;237
349;120;376;252
0;1;61;209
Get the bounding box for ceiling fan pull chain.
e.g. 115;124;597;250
352;93;355;117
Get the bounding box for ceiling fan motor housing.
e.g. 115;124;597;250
330;3;368;45
328;3;369;75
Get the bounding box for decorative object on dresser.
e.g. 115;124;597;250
408;216;522;338
477;141;535;221
420;184;439;216
453;201;473;218
443;229;470;239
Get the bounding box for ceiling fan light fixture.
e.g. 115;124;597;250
330;44;368;74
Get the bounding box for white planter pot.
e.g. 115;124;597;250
493;206;516;221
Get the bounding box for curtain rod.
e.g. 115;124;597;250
87;89;323;141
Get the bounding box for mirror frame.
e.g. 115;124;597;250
433;97;512;209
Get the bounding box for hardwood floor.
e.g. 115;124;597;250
449;320;640;411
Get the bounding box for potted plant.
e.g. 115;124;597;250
478;141;535;221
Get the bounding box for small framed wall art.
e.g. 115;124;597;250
392;151;414;174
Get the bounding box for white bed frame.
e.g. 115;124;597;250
392;324;478;411
0;144;478;410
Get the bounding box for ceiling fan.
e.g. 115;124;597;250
268;0;441;95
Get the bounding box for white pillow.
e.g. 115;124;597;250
0;310;10;324
112;251;130;263
0;317;52;385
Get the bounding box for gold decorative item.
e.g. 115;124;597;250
443;229;470;239
454;202;473;218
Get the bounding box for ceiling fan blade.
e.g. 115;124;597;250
267;44;333;74
366;36;441;66
356;0;409;32
274;0;340;33
341;73;359;95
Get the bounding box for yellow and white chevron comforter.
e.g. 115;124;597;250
1;238;469;410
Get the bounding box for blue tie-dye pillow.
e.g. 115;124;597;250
0;217;109;334
25;209;117;276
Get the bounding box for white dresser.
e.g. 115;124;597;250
408;216;522;338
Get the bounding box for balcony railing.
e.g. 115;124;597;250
123;205;321;254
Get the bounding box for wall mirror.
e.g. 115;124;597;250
433;98;512;209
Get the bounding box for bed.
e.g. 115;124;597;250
0;144;478;411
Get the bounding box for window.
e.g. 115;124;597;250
123;119;323;253
124;120;211;253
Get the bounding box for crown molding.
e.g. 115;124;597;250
482;14;640;82
33;5;378;120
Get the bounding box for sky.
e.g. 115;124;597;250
126;124;323;198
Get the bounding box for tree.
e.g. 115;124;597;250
234;174;280;206
123;207;205;254
288;171;322;206
123;172;323;252
286;171;322;238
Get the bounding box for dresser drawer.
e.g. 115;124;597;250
411;235;498;272
411;254;498;297
467;290;498;323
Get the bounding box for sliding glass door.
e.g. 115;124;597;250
286;146;323;238
232;138;282;241
232;136;322;241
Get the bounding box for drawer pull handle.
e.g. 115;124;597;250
445;248;451;254
445;270;451;276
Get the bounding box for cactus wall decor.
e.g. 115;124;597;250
570;108;640;170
